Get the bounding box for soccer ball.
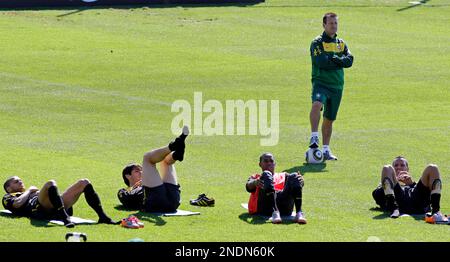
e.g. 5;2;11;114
305;148;324;164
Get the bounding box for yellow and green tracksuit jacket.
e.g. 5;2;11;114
310;31;354;90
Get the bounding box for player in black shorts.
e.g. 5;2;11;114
3;176;118;227
246;153;306;224
117;165;144;210
372;156;448;224
118;126;189;212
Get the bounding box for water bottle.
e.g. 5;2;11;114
65;232;87;242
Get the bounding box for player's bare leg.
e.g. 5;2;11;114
161;126;189;185
38;180;74;227
62;179;118;224
61;179;89;208
160;153;178;186
322;117;337;160
420;164;447;223
142;147;168;188
141;126;189;188
309;101;322;148
381;165;400;218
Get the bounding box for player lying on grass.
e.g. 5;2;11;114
372;156;448;223
246;152;307;224
118;126;189;212
2;177;118;227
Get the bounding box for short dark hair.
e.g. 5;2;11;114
323;12;337;24
392;156;409;167
259;152;274;163
122;163;141;187
3;176;15;193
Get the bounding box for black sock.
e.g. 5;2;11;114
67;207;73;216
288;174;303;213
169;126;188;152
385;194;398;212
48;186;70;223
168;141;177;151
431;193;441;214
179;133;188;141
271;192;278;212
294;190;303;213
168;136;186;152
84;184;110;221
172;149;185;162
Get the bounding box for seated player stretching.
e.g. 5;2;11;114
372;156;448;224
118;126;189;212
246;152;307;224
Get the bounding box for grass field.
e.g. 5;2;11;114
0;0;449;242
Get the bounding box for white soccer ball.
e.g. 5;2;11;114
305;148;324;164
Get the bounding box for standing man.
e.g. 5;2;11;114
308;12;354;160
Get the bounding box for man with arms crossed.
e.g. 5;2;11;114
308;12;354;160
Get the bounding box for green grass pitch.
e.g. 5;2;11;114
0;0;449;241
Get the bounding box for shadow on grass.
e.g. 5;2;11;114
0;211;57;228
397;0;429;11
114;205;167;226
29;218;57;227
2;0;449;14
114;205;138;212
283;163;327;175
238;213;267;225
369;207;424;221
131;211;167;226
0;211;17;219
0;1;264;13
0;213;61;228
239;213;301;225
370;207;390;220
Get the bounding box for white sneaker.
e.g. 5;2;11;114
271;211;282;224
390;209;400;219
323;150;338;161
309;136;319;148
294;211;307;224
425;211;449;224
182;125;190;136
